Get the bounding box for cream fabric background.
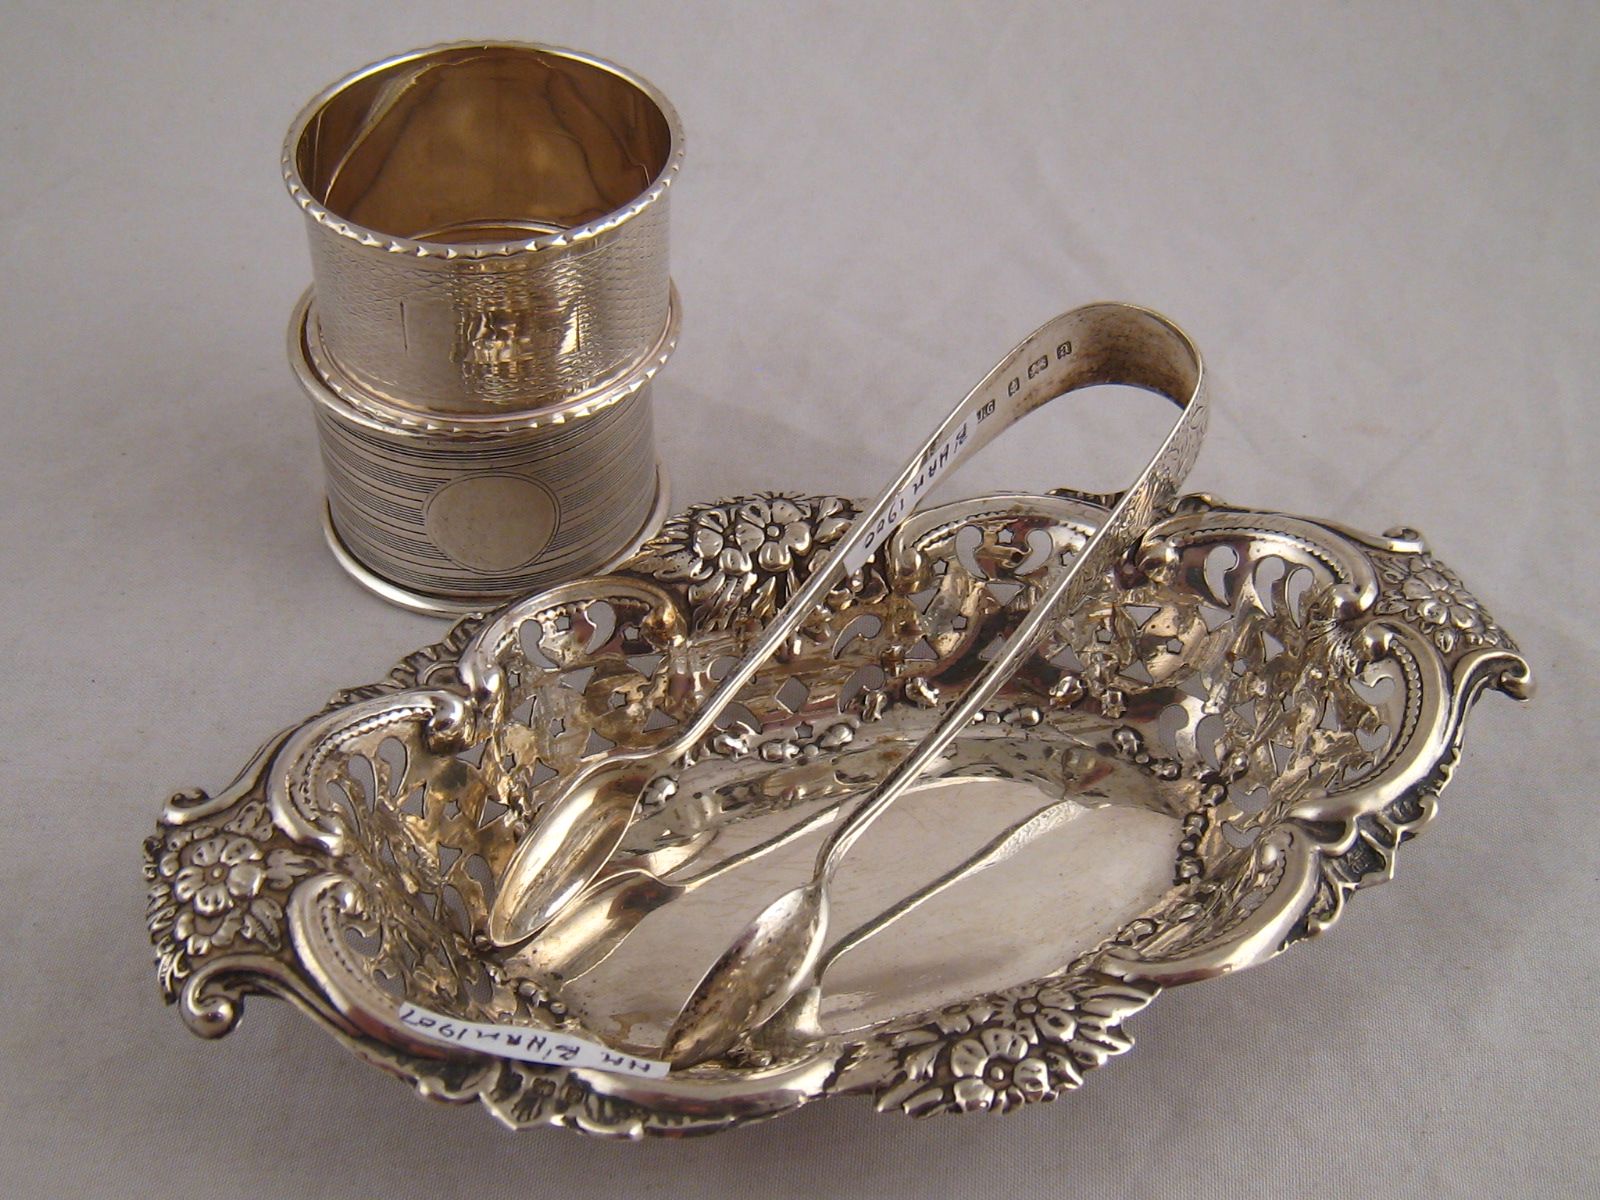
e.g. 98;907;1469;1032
2;3;1595;1196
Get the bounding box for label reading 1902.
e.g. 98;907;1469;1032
844;409;978;574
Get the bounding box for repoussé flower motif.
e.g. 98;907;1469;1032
996;984;1078;1045
929;997;998;1036
736;496;814;572
947;1027;1055;1112
145;800;315;998
632;493;857;628
1375;553;1512;655
873;975;1151;1117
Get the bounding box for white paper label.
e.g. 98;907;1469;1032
396;1003;669;1079
843;412;977;574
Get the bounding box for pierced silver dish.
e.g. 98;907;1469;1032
145;488;1528;1136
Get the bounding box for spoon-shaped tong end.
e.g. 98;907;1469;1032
487;758;661;946
662;880;829;1068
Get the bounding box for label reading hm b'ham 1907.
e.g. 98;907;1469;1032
396;1003;669;1078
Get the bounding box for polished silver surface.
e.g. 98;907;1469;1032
285;41;681;413
519;797;853;982
485;302;1205;948
293;290;675;613
662;310;1206;1065
283;42;682;610
145;478;1528;1135
317;473;674;619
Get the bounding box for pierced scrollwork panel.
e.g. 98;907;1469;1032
144;491;1528;1135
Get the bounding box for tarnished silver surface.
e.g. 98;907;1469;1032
144;486;1528;1136
284;43;682;611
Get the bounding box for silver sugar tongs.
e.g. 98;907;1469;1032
487;303;1207;953
660;304;1207;1065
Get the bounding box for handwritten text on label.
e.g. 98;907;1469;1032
396;1003;669;1079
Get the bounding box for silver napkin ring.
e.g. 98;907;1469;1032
282;42;683;614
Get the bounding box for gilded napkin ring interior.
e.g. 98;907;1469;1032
143;42;1529;1139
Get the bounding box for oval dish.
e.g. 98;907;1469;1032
144;490;1528;1136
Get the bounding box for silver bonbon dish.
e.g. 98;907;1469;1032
144;480;1528;1135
